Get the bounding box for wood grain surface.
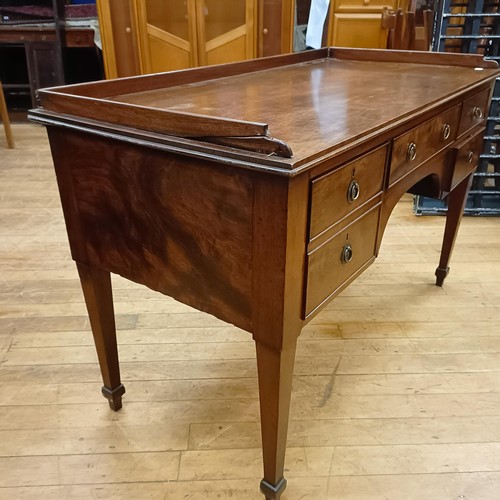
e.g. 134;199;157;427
48;127;254;332
309;145;387;240
389;104;461;185
107;59;497;163
35;49;499;169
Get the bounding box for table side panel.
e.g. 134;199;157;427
48;127;254;331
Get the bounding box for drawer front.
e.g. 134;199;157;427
335;0;398;12
448;129;484;191
310;145;387;240
457;88;490;137
305;205;380;317
389;104;461;185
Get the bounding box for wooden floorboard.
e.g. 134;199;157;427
1;124;500;498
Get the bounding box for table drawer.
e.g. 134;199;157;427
309;145;387;240
389;104;461;185
305;205;380;317
457;88;490;137
446;128;484;192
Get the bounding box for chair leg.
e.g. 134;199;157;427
0;83;14;149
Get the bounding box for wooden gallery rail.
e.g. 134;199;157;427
29;47;499;499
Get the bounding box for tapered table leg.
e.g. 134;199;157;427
435;173;474;286
255;340;297;500
77;262;125;410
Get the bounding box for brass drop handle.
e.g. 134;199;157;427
467;150;474;163
407;142;417;162
473;106;483;119
347;179;360;203
442;123;451;141
341;243;353;264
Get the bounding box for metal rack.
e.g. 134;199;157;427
414;0;500;214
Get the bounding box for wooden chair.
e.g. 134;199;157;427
382;8;404;50
382;7;433;51
422;9;434;51
0;81;15;149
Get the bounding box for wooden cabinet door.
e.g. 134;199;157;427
196;0;256;66
136;0;255;73
137;0;199;73
331;14;388;48
97;0;142;79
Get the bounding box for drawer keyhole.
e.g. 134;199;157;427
341;243;353;264
347;179;360;203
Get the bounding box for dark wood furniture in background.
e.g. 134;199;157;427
0;0;65;109
29;48;499;499
0;0;102;112
382;5;434;51
0;25;94;107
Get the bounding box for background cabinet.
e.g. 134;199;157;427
96;0;141;79
0;0;102;112
329;0;399;49
98;0;405;80
137;0;256;73
98;0;257;77
289;0;399;52
330;13;389;48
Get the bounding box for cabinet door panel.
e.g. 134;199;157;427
197;0;256;66
331;14;387;48
97;0;141;79
137;0;198;73
206;33;247;66
136;0;256;73
148;35;192;73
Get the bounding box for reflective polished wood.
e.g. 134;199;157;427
29;47;499;499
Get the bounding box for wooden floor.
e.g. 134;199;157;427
1;124;500;499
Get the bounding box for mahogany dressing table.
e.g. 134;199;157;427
29;47;499;499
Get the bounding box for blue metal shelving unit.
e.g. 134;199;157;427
414;0;500;215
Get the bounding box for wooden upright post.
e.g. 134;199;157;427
0;82;14;149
